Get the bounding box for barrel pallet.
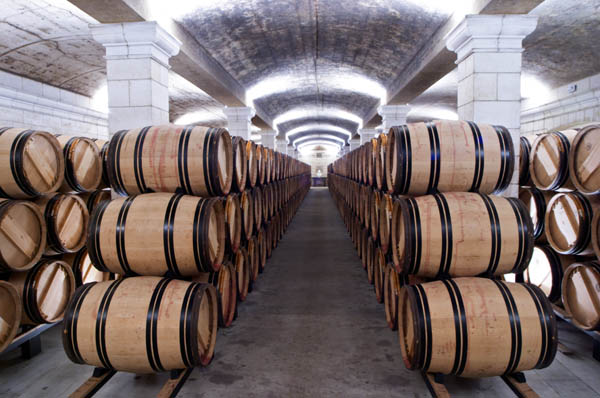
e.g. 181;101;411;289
422;371;540;398
69;367;193;398
2;322;59;359
552;304;600;362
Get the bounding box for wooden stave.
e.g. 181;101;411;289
519;136;534;186
518;187;554;242
60;247;112;287
392;192;534;278
373;246;385;303
0;198;46;272
239;190;254;241
375;133;388;191
79;189;111;214
0;280;22;353
56;135;103;193
62;277;218;372
0;128;65;199
233;249;250;302
384;120;514;196
107;125;233;197
529;130;577;191
88;193;225;277
223;194;242;255
252;186;263;231
92;138;110;189
35;193;89;255
247;236;259;282
522;245;576;303
195;263;237;328
568;124;600;194
230;137;248;193
9;259;75;324
561;261;600;330
399;277;557;378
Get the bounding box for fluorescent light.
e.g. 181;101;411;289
293;134;346;148
521;74;555;108
274;107;363;129
90;84;108;113
285;124;353;142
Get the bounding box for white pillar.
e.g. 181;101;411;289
446;14;538;198
223;106;255;140
358;129;377;145
378;104;410;130
261;130;277;150
349;138;360;151
90;22;181;135
276;139;287;155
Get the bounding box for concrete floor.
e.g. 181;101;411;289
1;187;600;397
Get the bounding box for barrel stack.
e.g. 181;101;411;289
59;124;310;375
328;119;559;379
517;123;600;339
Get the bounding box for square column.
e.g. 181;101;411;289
378;104;410;130
358;129;377;145
446;14;538;197
90;22;181;135
276;139;288;154
350;138;360;151
261;130;277;150
223;106;255;140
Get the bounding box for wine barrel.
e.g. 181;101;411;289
392;192;533;278
378;193;396;255
252;186;263;229
522;245;575;303
223;194;241;254
399;277;557;377
231;137;248;193
9;259;75;324
247;236;259;282
518;187;553;242
79;189;111;214
92;138;110;188
366;236;375;284
233;249;250;301
374;247;385;303
246;140;258;188
88;193;225;276
107;125;233;197
35;193;88;255
257;228;267;273
255;144;265;186
545;192;599;255
56;135;102;193
375;133;387;191
384;266;422;331
240;190;254;240
0;281;22;353
384;120;514;195
569;124;600;194
370;190;381;241
529;130;577;191
519;135;534;186
360;228;369;270
0;199;46;272
63;276;218;372
61;247;112;286
193;263;237;328
562;262;600;330
0;128;64;198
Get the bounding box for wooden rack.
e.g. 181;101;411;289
552;304;600;362
2;322;59;359
422;371;539;398
69;367;194;398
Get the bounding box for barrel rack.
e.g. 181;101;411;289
69;367;194;398
552;304;600;362
422;371;540;398
2;322;59;359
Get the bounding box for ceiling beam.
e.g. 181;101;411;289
68;0;273;128
363;0;543;127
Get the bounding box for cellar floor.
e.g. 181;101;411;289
1;187;600;397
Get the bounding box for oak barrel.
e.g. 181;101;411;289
79;189;111;214
92;138;110;188
223;194;241;254
375;133;387;191
392;192;533;278
35;193;89;255
56;135;102;193
569;124;600;194
384;120;514;195
231;137;248;193
252;186;263;229
399;277;557;377
545;192;599;255
240;190;254;240
193;263;237;328
88;193;225;276
519;135;534;186
0;199;46;271
0;281;22;353
62;276;218;372
518;187;553;242
233;249;250;301
522;245;574;303
247;236;259;282
562;262;600;330
0;128;64;198
9;259;75;324
529;130;577;190
246;140;258;188
107;125;233;197
61;247;112;286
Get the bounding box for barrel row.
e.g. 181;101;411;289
519;123;600;193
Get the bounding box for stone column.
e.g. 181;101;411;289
261;130;277;150
90;22;181;135
276;139;288;154
349;138;360;151
446;14;538;197
378;104;410;130
223;106;255;140
358;129;377;145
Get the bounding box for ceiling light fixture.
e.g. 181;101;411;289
274;107;364;130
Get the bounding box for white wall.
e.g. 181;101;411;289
299;151;337;178
0;70;108;139
521;73;600;136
